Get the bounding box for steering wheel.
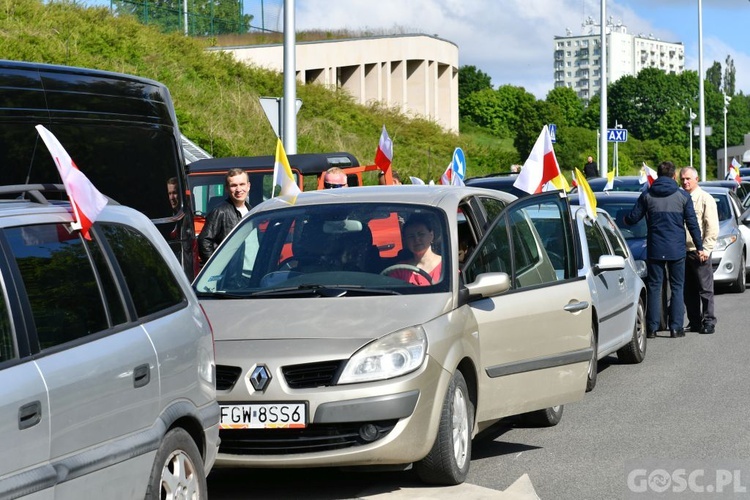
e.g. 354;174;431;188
380;264;433;284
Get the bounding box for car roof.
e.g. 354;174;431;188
570;191;641;204
187;152;360;175
251;185;518;213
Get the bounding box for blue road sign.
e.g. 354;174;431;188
606;128;628;142
549;124;557;143
452;147;466;180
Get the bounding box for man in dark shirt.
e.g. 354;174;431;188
198;168;251;264
625;161;704;338
583;156;599;179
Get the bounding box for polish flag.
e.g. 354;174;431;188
35;125;108;240
513;125;561;194
728;158;742;183
639;163;657;186
440;163;465;186
374;125;393;173
570;171;578;189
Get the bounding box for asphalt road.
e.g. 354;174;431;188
208;287;750;499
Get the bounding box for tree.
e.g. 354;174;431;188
545;87;584;128
458;65;492;101
705;61;722;91
724;55;736;96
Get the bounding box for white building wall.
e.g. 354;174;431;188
554;24;684;103
215;34;459;132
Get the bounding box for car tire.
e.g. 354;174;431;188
586;324;598;392
729;254;746;293
144;427;207;500
519;405;564;427
617;296;647;364
415;371;473;485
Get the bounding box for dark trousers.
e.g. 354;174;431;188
647;257;685;333
684;250;716;328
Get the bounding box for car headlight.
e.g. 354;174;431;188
714;234;737;252
338;326;427;384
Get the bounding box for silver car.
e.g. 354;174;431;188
195;185;592;485
702;186;750;292
569;207;647;391
0;185;219;499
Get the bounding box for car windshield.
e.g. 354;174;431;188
596;201;648;240
194;203;451;297
710;194;733;221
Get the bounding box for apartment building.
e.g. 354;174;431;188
554;18;684;103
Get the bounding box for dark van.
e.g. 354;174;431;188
0;60;196;277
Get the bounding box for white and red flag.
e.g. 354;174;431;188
374;125;393;173
513;125;562;194
440;163;465;186
639;163;657;186
35;125;108;240
727;158;743;184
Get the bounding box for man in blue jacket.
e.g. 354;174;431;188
625;161;705;338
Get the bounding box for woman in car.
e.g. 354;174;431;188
389;215;442;286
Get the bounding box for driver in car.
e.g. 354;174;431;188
387;215;442;286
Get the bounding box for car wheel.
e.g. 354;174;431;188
617;296;647;364
415;371;473;485
586;323;598;392
145;428;207;500
729;254;746;293
519;405;564;427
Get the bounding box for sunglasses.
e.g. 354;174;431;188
324;182;346;189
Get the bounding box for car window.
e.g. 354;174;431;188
583;219;610;267
0;285;14;362
477;197;506;230
599;202;647;240
465;193;573;288
711;195;732;221
5;224;111;349
194;203;451;296
597;213;629;259
100;224;185;317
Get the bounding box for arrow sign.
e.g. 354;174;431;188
548;124;557;143
451;147;466;180
606;128;628;142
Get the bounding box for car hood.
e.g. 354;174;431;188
200;293;453;343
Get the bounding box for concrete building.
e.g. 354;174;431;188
213;34;459;133
554;17;684;103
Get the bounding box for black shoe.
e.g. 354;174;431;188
646;331;656;339
670;328;685;338
700;325;715;334
687;323;702;332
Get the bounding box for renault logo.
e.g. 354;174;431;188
250;365;271;391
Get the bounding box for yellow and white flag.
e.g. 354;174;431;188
272;138;301;200
574;168;597;220
603;170;615;191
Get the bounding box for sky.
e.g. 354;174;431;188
248;0;749;99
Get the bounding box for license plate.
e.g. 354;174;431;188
220;403;307;429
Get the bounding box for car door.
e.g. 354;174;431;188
3;223;159;497
0;273;54;499
582;213;633;351
463;192;592;422
728;191;750;271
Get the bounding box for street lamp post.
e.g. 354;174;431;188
688;108;696;169
723;93;731;177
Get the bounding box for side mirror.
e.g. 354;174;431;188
465;272;511;298
594;255;625;275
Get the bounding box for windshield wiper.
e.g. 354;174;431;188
195;290;253;299
250;284;400;298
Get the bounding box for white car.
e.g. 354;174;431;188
568;206;648;391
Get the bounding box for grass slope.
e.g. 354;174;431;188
1;0;517;183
